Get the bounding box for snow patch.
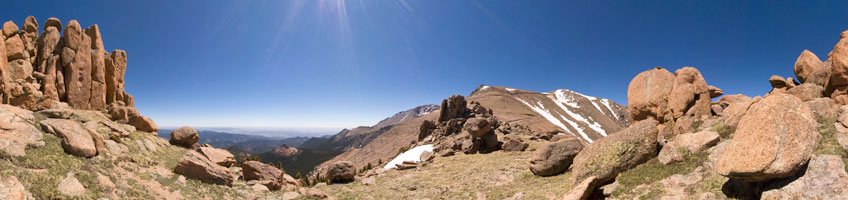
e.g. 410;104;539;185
549;90;607;137
516;98;593;143
384;145;434;169
480;85;491;91
600;99;620;121
505;88;517;93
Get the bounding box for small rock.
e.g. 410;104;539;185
57;173;85;196
528;137;583;176
0;176;27;200
95;173;115;189
360;176;376;185
501;135;529;152
562;176;598;200
128;115;158;132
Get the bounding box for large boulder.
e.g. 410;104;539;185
199;146;235;167
463;117;496;138
571;119;659;185
528;137;583;176
795;50;830;87
806;98;837;121
707;85;723;98
718;94;753;105
129;115;158;133
173;151;234;186
242;161;285;190
658;131;720;164
2;21;18;37
501;134;528;152
325;161;355;183
829;30;848;90
761;155;848;198
716;93;819;182
785;83;823;102
40;119;100;157
5;35;25;60
627;67;675;122
437;95;468;122
0;105;43;156
721;96;760;127
169;126;199;148
85;25;107;111
0;176;26;200
63;20;93;109
668;67;710;119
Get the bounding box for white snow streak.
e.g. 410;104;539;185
516;98;593;143
600;99;620;121
384;145;434;169
480;85;491;91
549;92;607;137
506;88;517;93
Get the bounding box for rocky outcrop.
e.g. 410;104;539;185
40;118;102;157
828;31;848;104
325;161;355;183
129;115;157;133
437;95;468;123
242;161;285;190
795;50;830;87
169;126;199;148
768;75;797;94
716;93;818;182
528;137;583;176
628;67;718;123
785;83;823;101
627;67;675;122
173;151;234;186
0;104;43;156
57;173;85;197
807;97;837;121
658;131;719;164
501;135;528;152
760;155;848;198
571;119;658;186
199;146;235;167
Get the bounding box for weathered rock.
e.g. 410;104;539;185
716;93;819;182
37;108;72;119
105;50;127;105
419;150;434;162
418;120;436;141
807;98;837;121
40;119;98;157
63;20;93;109
43;18;61;32
0;176;26;200
5;36;25;60
529;137;583;176
761;155;848;198
325;161;355;183
199;146;235;167
2;21;18;37
721;96;760;127
463;117;495;138
795;50;830;87
718;94;753;105
242;161;285;190
572;119;658;185
22;16;37;58
9;59;32;80
173;151;234;186
438;95;468;122
85;25;106;110
501;134;528;152
658;131;720;164
129;115;157;132
668;67;710;119
170;126;199;148
0;105;43;156
627;67;675;122
785;83;823;102
562;176;598;200
106;102;139;121
95;173;115;190
829;30;848;88
707;85;723;98
58;173;85;196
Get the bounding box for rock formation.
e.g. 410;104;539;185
528;137;583;176
716;93;818;182
169;126;199;148
571;119;659;186
628;67;717;123
1;16;152;132
325;161;355;183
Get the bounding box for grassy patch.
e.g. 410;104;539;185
611;150;708;198
814;117;848;157
710;122;735;139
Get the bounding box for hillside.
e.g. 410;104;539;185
157;129;310;154
314;85;631;175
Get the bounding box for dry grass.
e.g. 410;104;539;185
317;135;574;199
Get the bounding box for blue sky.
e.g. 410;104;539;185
3;1;847;130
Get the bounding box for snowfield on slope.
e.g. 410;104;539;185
384;145;434;169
